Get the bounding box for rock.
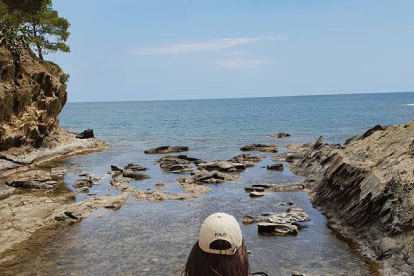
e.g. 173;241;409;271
252;183;304;192
144;146;189;154
178;170;238;185
124;163;148;171
279;201;294;206
180;183;211;198
197;160;246;172
155;183;165;189
240;144;279;153
0;46;68;151
72;179;93;188
292;122;414;274
242;215;268;224
50;167;67;175
229;154;264;165
76;129;94;139
257;223;298;235
267;163;284;171
76;187;90;193
122;170;150;180
270;132;291;138
244;187;265;192
156;155;200;173
5;170;56;190
110;165;124;172
249;191;264;197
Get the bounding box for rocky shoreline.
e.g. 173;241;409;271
282;122;414;276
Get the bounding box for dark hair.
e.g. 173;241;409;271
181;240;249;276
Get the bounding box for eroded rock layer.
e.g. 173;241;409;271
289;123;414;276
0;46;68;151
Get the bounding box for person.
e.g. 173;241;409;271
182;213;268;276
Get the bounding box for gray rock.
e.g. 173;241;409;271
144;146;189;154
267;163;284;171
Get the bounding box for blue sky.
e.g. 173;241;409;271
51;0;414;102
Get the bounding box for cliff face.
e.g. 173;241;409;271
288;123;414;276
0;46;68;151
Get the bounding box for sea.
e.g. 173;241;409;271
1;92;413;276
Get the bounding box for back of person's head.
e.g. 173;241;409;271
182;213;249;276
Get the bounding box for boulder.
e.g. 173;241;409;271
240;144;279;153
267;163;284;171
76;129;94;139
144;146;189;154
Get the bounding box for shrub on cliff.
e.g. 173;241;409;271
0;0;70;60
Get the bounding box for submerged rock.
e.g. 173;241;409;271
240;144;279;153
144;146;189;154
266;163;284;171
270;132;291;138
76;129;94;139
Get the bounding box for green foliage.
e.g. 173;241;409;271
0;0;70;60
0;18;29;54
25;0;71;60
44;60;70;86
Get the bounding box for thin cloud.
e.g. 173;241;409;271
216;58;274;69
135;35;287;55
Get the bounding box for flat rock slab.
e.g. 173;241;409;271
240;144;279;153
249;191;265;197
144;146;189;154
257;222;298;236
267;163;284;171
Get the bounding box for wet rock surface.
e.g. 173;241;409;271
267;163;284;171
197;160;246;172
76;129;94;139
240;144;279;153
178;169;238;184
243;208;310;236
156;155;202;173
270;132;291;138
288;122;414;275
144;146;189;154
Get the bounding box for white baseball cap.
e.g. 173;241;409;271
198;213;243;255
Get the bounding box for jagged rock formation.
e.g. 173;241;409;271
288;122;414;276
0;46;68;151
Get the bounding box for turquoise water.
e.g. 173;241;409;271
1;92;413;276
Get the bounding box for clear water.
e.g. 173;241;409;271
1;92;413;276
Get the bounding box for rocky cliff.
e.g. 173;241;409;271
0;46;68;151
287;123;414;276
